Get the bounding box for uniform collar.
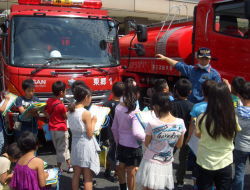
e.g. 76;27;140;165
194;64;211;72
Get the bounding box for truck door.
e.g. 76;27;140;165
209;0;250;81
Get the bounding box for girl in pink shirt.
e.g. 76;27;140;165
136;93;186;190
112;78;145;190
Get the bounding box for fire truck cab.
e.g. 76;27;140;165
0;0;121;104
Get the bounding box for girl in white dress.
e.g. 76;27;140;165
136;93;186;190
67;86;99;190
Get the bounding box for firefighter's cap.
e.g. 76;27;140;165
197;47;211;59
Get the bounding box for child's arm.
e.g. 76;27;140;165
0;171;9;185
17;106;26;114
176;119;186;148
82;111;96;138
131;115;146;142
185;117;196;144
195;126;201;138
59;104;67;120
111;111;119;144
176;134;185;148
195;117;201;138
36;158;47;187
0;95;10;113
144;135;152;148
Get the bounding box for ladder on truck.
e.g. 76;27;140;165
155;4;190;55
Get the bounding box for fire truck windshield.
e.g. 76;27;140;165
11;16;119;68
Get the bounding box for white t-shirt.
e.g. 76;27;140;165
143;118;186;164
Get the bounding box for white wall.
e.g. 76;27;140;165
102;0;197;19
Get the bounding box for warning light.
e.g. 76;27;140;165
82;0;102;9
18;0;41;5
18;0;102;9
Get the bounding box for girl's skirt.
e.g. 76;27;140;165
136;159;174;190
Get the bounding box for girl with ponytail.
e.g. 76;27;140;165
67;86;99;190
112;78;145;190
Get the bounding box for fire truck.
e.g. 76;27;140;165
119;0;250;93
0;0;121;105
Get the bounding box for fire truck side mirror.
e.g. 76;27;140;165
245;0;250;18
136;24;147;42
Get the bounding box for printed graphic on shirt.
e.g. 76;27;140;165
151;124;184;162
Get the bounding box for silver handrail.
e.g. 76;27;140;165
154;4;189;54
205;9;211;41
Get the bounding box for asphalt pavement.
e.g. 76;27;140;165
38;141;250;190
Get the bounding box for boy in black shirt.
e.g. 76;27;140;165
102;82;125;181
15;79;39;138
171;78;193;190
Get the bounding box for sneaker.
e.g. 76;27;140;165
67;167;74;173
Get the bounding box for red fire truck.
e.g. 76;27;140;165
0;0;121;105
120;0;250;92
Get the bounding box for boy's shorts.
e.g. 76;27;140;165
51;130;70;163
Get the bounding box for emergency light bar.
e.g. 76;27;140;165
18;0;102;9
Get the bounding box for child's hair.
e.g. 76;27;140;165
199;82;237;140
232;76;246;95
17;131;38;154
22;79;35;90
202;79;217;98
240;81;250;100
71;80;88;93
123;78;139;113
52;81;66;96
124;78;136;87
6;142;22;160
68;86;92;112
174;78;192;97
151;93;171;117
154;79;169;93
112;82;125;98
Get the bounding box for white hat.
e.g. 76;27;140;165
50;50;62;58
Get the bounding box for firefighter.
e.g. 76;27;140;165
156;47;221;103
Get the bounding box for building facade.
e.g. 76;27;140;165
0;0;198;33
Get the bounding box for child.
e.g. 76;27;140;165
154;79;174;101
231;76;245;107
10;131;48;190
0;94;10;153
71;80;88;94
136;93;186;190
195;82;240;190
232;81;250;190
0;143;21;190
112;80;145;190
103;82;125;180
66;80;88;104
186;80;217;189
171;78;193;189
45;81;72;172
15;79;40;137
67;86;99;190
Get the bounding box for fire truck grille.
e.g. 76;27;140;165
35;90;111;105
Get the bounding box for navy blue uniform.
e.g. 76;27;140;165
175;62;221;103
